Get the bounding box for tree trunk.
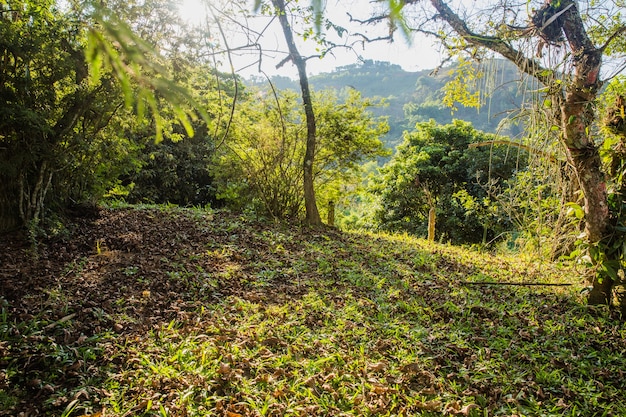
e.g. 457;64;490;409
328;201;335;226
272;0;322;225
0;186;20;232
559;2;610;304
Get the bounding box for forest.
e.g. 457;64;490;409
1;0;626;415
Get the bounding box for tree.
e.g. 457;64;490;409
0;0;221;232
270;0;322;225
212;88;389;219
374;120;524;244
365;0;626;306
0;0;115;229
596;77;626;313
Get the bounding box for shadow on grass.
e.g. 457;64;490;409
1;206;623;416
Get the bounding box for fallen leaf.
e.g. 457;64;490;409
446;402;480;415
217;362;231;375
368;361;388;372
415;400;442;411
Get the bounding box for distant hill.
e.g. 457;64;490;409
246;59;529;150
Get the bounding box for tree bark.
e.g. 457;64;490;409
554;2;610;304
272;0;322;225
428;0;612;304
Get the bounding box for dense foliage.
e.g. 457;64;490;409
374;120;527;245
0;0;121;229
0;0;222;231
212;89;389;219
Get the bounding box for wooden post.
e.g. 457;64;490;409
428;206;436;241
327;201;335;227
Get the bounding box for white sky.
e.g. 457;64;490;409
178;0;444;78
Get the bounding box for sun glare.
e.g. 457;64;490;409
178;0;207;25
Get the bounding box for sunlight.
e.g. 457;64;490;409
178;0;207;25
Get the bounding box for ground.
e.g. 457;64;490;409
0;205;625;416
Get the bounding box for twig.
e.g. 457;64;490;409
43;313;77;331
460;281;573;287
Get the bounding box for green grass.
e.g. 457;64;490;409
1;206;625;416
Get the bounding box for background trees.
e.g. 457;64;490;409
212;88;389;219
0;0;117;229
375;120;526;244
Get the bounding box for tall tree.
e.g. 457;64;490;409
271;0;322;225
0;0;109;229
212;88;389;219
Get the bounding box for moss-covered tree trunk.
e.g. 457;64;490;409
555;3;609;304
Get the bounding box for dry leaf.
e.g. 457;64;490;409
400;362;421;374
217;362;231;375
459;404;480;415
416;400;442;411
446;401;480;415
368;361;388;372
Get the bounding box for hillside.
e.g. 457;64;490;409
248;59;529;148
1;206;625;416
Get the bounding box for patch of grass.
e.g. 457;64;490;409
3;206;625;416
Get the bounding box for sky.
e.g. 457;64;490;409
177;0;444;78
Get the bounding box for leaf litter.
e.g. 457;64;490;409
0;205;625;416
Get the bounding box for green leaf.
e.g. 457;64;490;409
174;107;195;138
600;261;619;282
565;202;584;219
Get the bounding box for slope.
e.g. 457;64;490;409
0;206;624;416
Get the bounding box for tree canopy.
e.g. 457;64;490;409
375;120;526;244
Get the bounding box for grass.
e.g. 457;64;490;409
1;205;625;416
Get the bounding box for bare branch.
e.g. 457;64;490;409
347;11;388;26
207;3;238;151
352;31;394;44
428;0;555;88
275;54;292;69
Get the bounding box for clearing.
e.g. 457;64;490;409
1;206;625;416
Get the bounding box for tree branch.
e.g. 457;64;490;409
428;0;555;88
347;12;388;26
599;25;626;53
